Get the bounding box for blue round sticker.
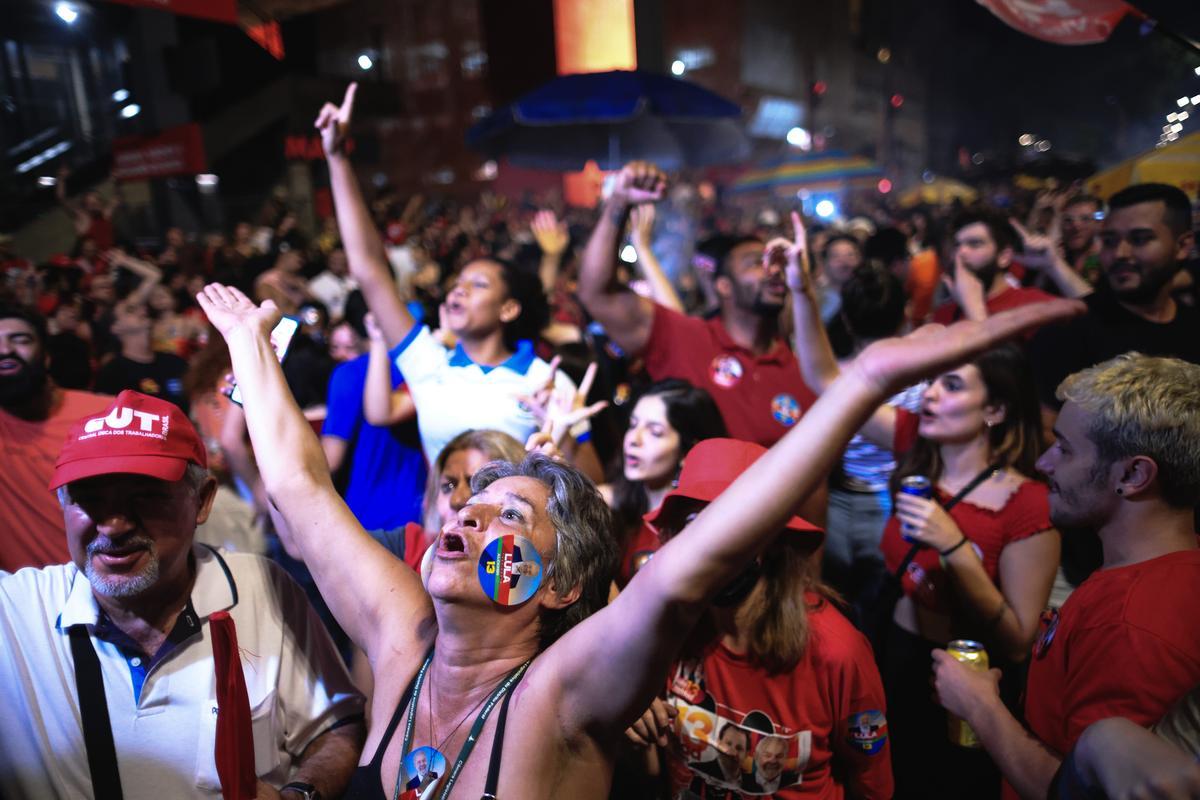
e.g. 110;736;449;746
771;393;801;426
477;535;543;606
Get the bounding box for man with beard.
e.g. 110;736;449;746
0;305;111;572
1028;183;1200;589
0;389;365;799
932;353;1200;800
578;161;817;451
931;208;1058;327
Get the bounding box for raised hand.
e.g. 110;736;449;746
1010;218;1062;271
531;210;569;257
363;311;384;343
765;210;812;294
314;83;357;157
517;359;607;448
943;249;988;320
610;161;667;207
196;283;281;340
630;203;656;247
848;299;1085;397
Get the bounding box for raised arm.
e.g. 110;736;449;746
531;209;569;294
106;249;162;307
783;212;897;450
317;84;415;348
196;284;433;664
1010;218;1094;300
630;204;684;312
362;313;415;426
546;296;1086;738
576;162;664;356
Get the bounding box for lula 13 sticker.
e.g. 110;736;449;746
477;534;543;606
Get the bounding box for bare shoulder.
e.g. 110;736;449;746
966;469;1035;513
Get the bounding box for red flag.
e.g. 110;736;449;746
210;611;256;800
977;0;1132;45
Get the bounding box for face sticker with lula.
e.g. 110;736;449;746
477;534;543;605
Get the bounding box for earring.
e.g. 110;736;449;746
1116;487;1124;495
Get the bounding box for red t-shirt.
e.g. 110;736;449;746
618;521;661;587
1024;548;1200;759
931;285;1058;336
0;389;113;572
401;522;432;573
665;597;893;799
879;410;1052;613
642;305;817;448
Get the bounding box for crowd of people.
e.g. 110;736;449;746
1;82;1199;800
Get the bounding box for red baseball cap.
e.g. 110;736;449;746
50;390;208;490
644;438;823;540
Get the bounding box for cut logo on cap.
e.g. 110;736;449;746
477;534;543;605
79;407;170;443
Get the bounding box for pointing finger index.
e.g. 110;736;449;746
578;362;598;399
341;82;358;118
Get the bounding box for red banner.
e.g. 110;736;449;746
977;0;1131;45
104;0;238;25
113;123;207;181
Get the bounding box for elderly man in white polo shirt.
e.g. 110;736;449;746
0;390;365;800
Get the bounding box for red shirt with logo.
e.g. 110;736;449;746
642;304;817;448
1024;549;1200;759
878;410;1053;613
0;389;112;572
665;596;893;799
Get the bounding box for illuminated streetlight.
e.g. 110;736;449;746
1018;133;1035;146
195;174;219;187
112;89;129;103
1035;139;1051;152
1171;123;1184;133
37;176;57;187
670;60;685;76
119;104;141;119
1178;97;1190;107
1180;111;1190;121
1192;95;1200;106
1168;113;1179;122
357;53;374;70
54;2;78;24
814;199;837;219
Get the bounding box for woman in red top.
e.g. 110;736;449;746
626;438;893;800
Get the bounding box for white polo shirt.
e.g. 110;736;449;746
0;545;364;800
394;325;586;464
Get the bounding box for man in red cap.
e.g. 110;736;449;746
0;303;111;573
0;389;365;800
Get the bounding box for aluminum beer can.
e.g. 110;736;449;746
946;640;989;747
899;475;932;543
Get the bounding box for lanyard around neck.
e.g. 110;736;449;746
395;652;531;800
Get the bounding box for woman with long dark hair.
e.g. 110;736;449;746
789;212;1059;797
600;378;727;585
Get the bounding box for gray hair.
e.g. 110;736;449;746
57;462;211;507
472;453;617;650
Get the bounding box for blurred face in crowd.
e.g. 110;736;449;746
443;260;518;339
83;193;103;214
823;240;863;287
1061;200;1101;254
328;322;364;362
111;300;152;338
0;317;48;404
54;302;81;331
754;736;788;781
63;474;213;600
1099;200;1191;306
234;222;253;245
722;241;787;315
89;274;116;306
435;447;492;529
276;249;304;274
917;364;1001;444
1037;401;1113;531
148;284;177;315
953;222;1010;286
328;248;349;277
165;227;185;249
623;394;682;488
79;238;99;261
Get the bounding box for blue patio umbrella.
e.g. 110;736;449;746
467;70;749;171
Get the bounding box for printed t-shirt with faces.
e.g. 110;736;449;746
664;595;893;799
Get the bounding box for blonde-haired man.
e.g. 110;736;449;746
934;352;1200;799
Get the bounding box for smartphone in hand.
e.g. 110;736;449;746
229;316;301;406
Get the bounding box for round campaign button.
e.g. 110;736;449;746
771;393;801;426
709;355;744;388
477;534;543;606
400;746;447;794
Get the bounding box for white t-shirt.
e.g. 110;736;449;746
394;325;586;465
0;545;363;799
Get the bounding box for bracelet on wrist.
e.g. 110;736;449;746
940;536;969;557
